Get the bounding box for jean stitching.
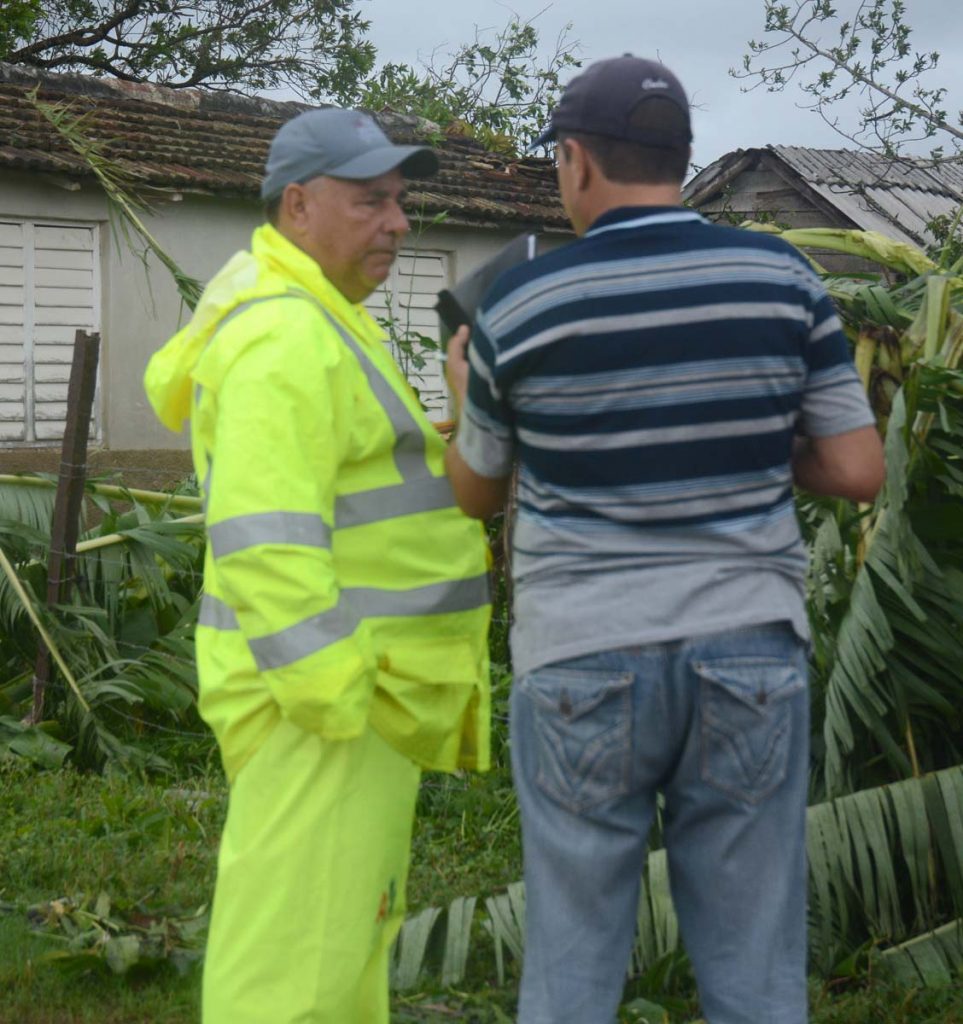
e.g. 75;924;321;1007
699;677;796;805
528;684;632;813
701;712;791;804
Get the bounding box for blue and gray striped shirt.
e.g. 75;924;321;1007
457;206;875;675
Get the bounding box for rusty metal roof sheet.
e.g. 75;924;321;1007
685;144;963;249
0;62;568;231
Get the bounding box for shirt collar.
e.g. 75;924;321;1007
584;205;705;239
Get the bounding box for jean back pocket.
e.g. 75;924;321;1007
695;656;804;805
518;666;634;813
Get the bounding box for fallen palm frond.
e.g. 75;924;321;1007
742;222;942;278
0;545;90;714
28;89;203;313
806;763;963;973
379;764;963;988
746;226;963;796
879;919;963;987
0;483;205;769
0;475;202;513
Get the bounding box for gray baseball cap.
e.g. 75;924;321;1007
531;55;692;150
261;108;439;201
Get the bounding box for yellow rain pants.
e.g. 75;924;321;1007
202;719;420;1024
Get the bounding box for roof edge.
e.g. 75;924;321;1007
0;60;442;138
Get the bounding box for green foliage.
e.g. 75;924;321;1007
805;361;963;793
0;0;41;55
29;894;207;978
29;91;204;313
751;225;963;795
0;476;205;771
0;717;72;769
927;208;963;270
354;13;580;153
2;0;375;103
880;919;963;988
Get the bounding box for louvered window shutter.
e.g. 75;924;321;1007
365;248;450;416
0;220;100;444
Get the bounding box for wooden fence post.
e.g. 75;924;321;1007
28;329;101;725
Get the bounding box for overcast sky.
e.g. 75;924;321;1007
359;0;963;171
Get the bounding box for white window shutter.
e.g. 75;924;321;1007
0;220;100;444
0;221;26;441
32;223;99;442
365;248;450;416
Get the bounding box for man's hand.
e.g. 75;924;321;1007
445;325;471;416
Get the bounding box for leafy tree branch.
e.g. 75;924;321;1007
734;0;962;160
352;10;580;153
1;0;376;101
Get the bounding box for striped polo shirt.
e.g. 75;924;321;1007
456;206;875;676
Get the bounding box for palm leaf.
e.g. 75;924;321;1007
391;906;442;991
742;223;940;276
811;315;963;792
482;881;525;985
807;764;963;972
0;476;57;538
440;895;477;987
879;919;963;986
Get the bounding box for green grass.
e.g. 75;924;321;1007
2;745;961;1023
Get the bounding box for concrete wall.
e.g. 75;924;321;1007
0;170;569;461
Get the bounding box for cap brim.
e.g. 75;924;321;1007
329;144;439;180
527;124;557;152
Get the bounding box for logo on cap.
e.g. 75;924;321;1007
641;77;671;91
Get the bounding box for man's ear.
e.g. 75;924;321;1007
563;137;592;191
279;182;308;231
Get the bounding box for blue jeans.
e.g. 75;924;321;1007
510;622;809;1024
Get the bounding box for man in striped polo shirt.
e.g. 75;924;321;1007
444;56;884;1024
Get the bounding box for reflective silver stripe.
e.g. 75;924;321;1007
215;293;311;337
198;593;239;630
207;289;459;533
247;601;361;672
248;574;489;670
313;304;435;482
308;303;465;527
199;573;488;668
208;511;332;559
346;573;490;619
335;475;455;529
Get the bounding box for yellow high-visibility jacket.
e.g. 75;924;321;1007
144;225;491;781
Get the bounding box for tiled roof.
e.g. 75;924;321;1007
0;62;568;231
684;144;963;249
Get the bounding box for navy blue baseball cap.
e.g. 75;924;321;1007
262;108;439;201
531;55;692;150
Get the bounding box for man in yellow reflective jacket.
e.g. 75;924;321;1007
144;108;491;1024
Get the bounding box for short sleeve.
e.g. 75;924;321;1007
455;310;515;478
798;283;877;438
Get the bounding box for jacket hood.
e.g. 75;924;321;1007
144;250;260;433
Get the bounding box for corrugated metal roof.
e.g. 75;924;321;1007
771;145;963;248
685;144;962;249
0;63;568;231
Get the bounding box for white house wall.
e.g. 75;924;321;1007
0;171;566;451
